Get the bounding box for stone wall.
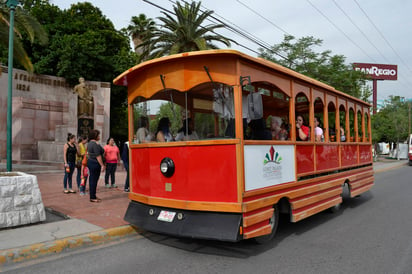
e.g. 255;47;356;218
0;172;46;228
0;66;111;162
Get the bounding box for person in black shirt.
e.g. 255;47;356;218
63;133;77;194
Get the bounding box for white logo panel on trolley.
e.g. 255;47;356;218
244;145;296;191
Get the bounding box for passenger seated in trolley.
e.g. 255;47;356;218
278;121;289;140
340;125;346;142
314;116;324;142
248;118;271;140
270;116;282;140
329;127;336;141
156;117;174;142
269;116;289;140
296;114;309;141
175;118;199;141
135;116;151;143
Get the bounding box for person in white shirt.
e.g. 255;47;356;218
175;118;199;141
314;116;324;142
135;116;151;143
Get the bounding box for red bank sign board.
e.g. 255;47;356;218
353;63;397;80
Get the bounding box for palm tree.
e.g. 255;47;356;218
0;4;47;72
141;1;232;60
126;14;157;59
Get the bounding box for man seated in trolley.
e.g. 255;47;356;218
114;50;374;243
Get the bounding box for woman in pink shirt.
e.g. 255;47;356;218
104;137;120;188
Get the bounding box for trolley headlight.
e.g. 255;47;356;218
160;157;175;177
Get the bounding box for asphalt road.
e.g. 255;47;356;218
4;165;412;274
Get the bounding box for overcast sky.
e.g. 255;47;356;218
51;0;412;103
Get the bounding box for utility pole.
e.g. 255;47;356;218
409;100;411;136
6;0;19;171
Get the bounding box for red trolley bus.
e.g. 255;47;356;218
114;50;374;242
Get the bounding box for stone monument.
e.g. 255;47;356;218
73;77;94;138
0;66;111;163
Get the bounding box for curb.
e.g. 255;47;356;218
0;225;139;267
44;207;70;220
374;161;408;174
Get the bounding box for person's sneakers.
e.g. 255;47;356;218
63;189;69;194
111;184;118;188
124;188;130;192
105;184;110;188
68;189;76;193
80;191;86;196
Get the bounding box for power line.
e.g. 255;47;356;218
234;0;290;36
141;0;409;100
306;0;377;62
174;0;272;53
332;0;412;94
199;4;273;49
352;0;412;75
142;0;363;79
193;1;298;62
143;0;258;54
332;0;389;63
149;0;290;59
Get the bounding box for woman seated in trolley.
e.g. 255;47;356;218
135;116;151;143
175;118;199;141
156;117;174;142
296;114;309;141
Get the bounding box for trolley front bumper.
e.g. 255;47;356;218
124;201;242;242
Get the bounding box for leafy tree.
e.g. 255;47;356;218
125;13;157;61
0;1;48;72
14;1;137;143
22;1;134;85
140;1;232;60
259;35;371;101
372;96;409;145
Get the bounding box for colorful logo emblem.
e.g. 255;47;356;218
264;146;282;164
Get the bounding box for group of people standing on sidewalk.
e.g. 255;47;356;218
62;129;129;203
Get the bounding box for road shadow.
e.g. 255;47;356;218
140;191;374;258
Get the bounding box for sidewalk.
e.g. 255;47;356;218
0;158;409;267
372;157;409;173
0;166;137;268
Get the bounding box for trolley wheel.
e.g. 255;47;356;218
254;205;279;244
330;183;348;213
329;203;341;213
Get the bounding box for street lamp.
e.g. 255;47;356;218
5;0;19;171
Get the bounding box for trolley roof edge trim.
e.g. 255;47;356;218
113;49;371;107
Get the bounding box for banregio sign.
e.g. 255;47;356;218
353;63;397;80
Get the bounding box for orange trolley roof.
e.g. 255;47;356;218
113;49;370;107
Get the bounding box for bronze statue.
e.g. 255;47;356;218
73;77;94;117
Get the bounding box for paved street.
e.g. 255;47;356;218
1;160;411;273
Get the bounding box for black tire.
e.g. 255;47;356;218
329;203;341;213
409;160;412;166
254;205;279;244
330;183;347;213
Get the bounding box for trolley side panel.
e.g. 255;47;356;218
130;144;239;203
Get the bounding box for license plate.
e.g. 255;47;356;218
157;210;176;222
